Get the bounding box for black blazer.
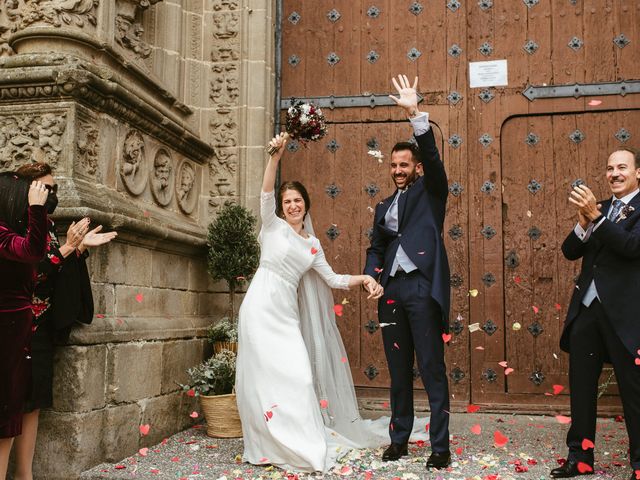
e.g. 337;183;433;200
364;128;450;329
561;192;640;356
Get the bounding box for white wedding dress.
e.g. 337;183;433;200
235;191;426;473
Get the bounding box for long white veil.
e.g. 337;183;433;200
298;215;386;448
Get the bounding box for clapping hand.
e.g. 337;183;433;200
65;217;90;249
389;74;419;116
569;184;601;224
79;225;118;251
363;275;384;300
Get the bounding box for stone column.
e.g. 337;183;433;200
0;0;275;477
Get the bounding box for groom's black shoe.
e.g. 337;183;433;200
550;460;594;478
382;442;408;461
426;451;451;469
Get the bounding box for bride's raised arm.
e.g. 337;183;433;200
262;133;287;193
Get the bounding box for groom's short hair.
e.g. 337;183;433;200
391;141;420;164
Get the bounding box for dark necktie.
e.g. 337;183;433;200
608;199;624;221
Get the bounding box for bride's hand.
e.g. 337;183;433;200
268;132;288;161
363;276;384;300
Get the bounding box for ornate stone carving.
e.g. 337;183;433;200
5;0;98;31
0;112;67;169
120;129;148;195
212;12;239;40
210;148;237;177
114;0;161;60
209;110;237;148
176;160;198;214
211;177;236;197
210;64;239;107
0;3;13;57
150;148;174;206
76;120;99;176
211;0;239;10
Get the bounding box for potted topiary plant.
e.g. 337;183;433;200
207;316;238;354
207;203;260;320
182;349;241;438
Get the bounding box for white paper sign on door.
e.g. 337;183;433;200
469;59;508;88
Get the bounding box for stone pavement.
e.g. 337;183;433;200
81;412;635;480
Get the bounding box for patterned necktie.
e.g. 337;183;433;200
608;199;624;221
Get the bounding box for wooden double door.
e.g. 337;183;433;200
280;0;640;410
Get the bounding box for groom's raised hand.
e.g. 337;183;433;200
389;74;419;117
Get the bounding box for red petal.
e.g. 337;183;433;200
467;404;481;413
588;100;602;106
471;424;482;435
498;361;508;368
442;333;452;343
493;430;509;447
189;411;199;418
186;389;195;397
319;399;328;409
139;424;150;436
139;448;149;456
504;368;514;375
552;384;565;395
386;299;396;304
455;447;463;455
393;342;400;349
333;304;344;316
577;462;593;473
532;305;539;314
310;247;318;255
374;267;383;273
581;438;595;450
555;415;572;424
135;293;144;303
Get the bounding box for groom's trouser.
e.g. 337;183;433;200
378;269;450;453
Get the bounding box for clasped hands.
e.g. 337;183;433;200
363;275;384;300
569;184;602;228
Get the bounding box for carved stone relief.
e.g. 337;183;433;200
150;148;174;206
0;5;13;57
209;110;237;148
5;0;98;32
210;0;239;10
210;148;238;177
0;112;67;169
76;119;99;176
176;159;198;214
210;12;240;62
210;64;239;107
120;129;148;195
212;12;239;40
114;0;161;60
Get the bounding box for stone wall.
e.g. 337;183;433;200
0;0;274;478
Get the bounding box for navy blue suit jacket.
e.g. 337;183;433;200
561;192;640;357
364;128;451;329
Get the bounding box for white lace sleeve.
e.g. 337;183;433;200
260;190;278;228
311;241;350;290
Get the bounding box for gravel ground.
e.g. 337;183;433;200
81;413;635;480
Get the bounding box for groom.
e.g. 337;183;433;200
364;75;451;469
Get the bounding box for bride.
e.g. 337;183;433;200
235;133;387;473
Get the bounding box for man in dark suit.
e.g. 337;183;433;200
551;147;640;480
364;75;451;470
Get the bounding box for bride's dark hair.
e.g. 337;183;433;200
276;181;311;220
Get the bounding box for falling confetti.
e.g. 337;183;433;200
555;415;571;424
386;299;396;304
471;424;482;435
190;411;199;418
552;385;565;395
139;448;149;456
341;298;349;305
311;247;318;255
319;400;328;409
475;346;485;350
582;438;595;450
512;322;521;331
577;462;593;473
379;322;396;327
469;289;479;297
469;323;481;332
135;293;144;303
393;342;400;349
442;333;452;343
333;304;344;317
139;424;150;436
498;361;508;368
374;267;383;273
96;313;105;318
532;305;539;314
588;99;602;106
467;404;480;413
504;368;514;375
264;411;273;422
555;303;562;311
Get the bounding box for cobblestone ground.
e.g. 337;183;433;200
81;413;634;480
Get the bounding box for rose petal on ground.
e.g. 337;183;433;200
467;404;480;413
96;314;105;318
333;304;344;316
442;333;452;343
494;430;509;447
138;448;149;456
425;422;430;432
553;384;565;395
582;438;595;450
139;424;150;436
555;415;572;424
471;424;482;435
634;469;640;480
115;465;126;469
319;400;328;409
135;293;144;303
577;462;593;473
504;367;514;375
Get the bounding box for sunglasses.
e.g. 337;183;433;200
44;184;58;194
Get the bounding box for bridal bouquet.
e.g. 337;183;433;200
267;100;328;155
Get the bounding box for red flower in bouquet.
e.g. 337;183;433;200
284;101;328;145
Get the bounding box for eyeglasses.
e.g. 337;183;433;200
44;184;58;194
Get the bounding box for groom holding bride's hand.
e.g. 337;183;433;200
364;74;452;470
